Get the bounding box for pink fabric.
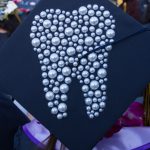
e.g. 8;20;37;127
106;101;144;137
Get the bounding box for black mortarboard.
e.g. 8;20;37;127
0;0;150;149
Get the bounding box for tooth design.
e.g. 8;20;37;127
30;4;115;119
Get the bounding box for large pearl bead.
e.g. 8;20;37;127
50;53;59;62
62;67;71;76
48;70;57;79
58;103;67;112
60;84;69;93
45;91;54;101
85;37;94;46
92;103;99;110
51;107;58;114
43;20;51;28
88;53;97;62
106;29;115;38
65;27;73;36
90;80;99;90
82;85;89;92
98;68;107;78
67;47;76;56
51;37;60;46
32;38;40;47
79;6;87;15
85;98;92;105
90;16;98;26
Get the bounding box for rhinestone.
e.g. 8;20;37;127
60;84;69;93
45;91;54;101
106;29;115;38
32;38;40;47
90;80;99;90
85;98;92;105
78;6;87;15
85;37;94;46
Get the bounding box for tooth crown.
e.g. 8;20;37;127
30;4;116;119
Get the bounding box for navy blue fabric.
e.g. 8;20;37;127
0;0;149;150
0;93;28;150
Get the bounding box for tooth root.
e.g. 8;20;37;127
79;51;108;119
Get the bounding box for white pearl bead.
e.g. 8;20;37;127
48;70;57;79
51;37;60;46
66;47;76;56
62;67;71;76
32;38;40;47
43;20;51;28
58;103;67;112
92;103;99;110
79;6;87;15
85;98;92;105
45;91;54;101
98;68;107;78
90;16;98;26
90;80;99;90
65;27;73;36
51;107;58;114
50;53;59;62
106;29;115;38
60;84;69;93
85;37;94;46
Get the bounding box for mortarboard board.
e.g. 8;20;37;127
0;0;150;149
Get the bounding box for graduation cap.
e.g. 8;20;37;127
0;0;150;149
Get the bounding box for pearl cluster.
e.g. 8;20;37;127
30;4;115;119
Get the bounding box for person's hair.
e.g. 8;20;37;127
45;134;57;150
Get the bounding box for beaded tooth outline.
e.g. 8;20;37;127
30;4;116;119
